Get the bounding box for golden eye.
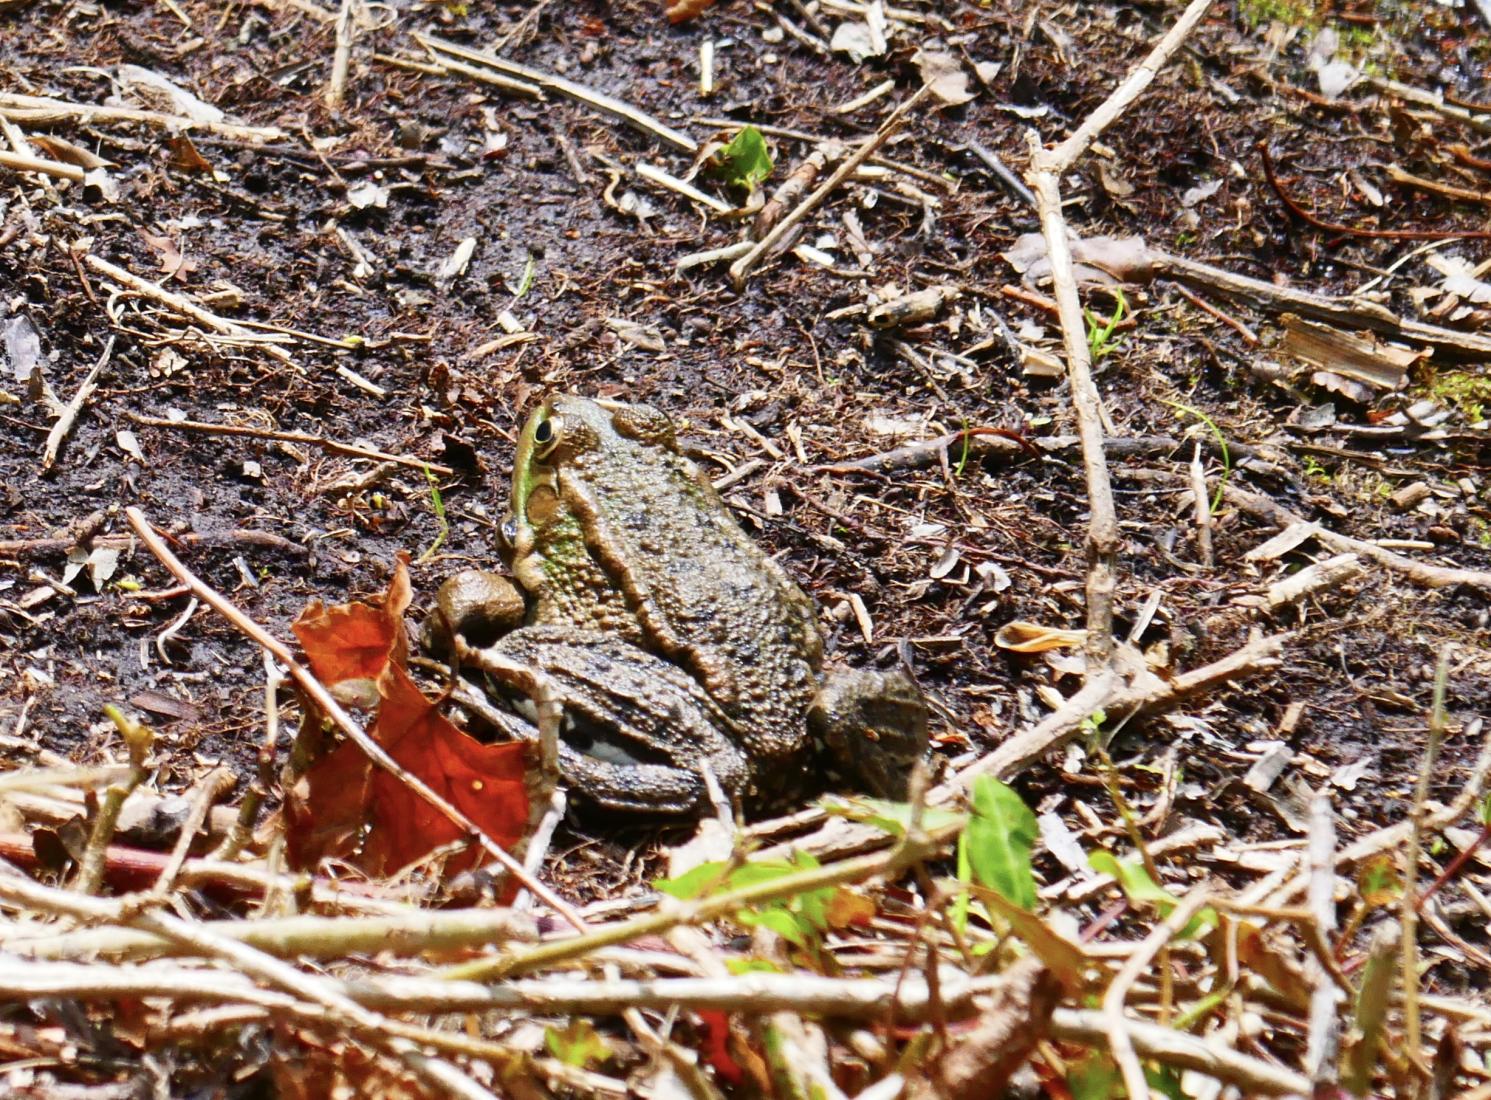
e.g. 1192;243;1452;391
532;414;562;459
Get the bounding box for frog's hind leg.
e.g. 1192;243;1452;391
557;748;713;815
808;668;931;799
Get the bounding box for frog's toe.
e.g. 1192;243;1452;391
808;668;930;799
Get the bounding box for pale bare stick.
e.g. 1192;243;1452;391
1103;889;1213;1099
1025;145;1119;668
728;83;932;290
0;93;286;143
1050;1007;1312;1096
1041;0;1217;174
1129;469;1491;592
326;0;358;110
1023;0;1215;669
0;148;84;182
41;335;113;473
416;34;695;152
0;866;499;1100
1190;442;1213;566
126;413;454;477
121;507;588;934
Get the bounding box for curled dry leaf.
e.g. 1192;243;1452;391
913;49;974;107
664;0;717;23
287;555;538;879
994;620;1086;653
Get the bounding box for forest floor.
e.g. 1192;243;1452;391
2;0;1491;1095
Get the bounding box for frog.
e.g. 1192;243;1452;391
430;394;929;814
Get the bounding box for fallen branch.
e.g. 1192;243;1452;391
728;83;931;290
121;507;587;933
0;92;285;143
126;413;454;477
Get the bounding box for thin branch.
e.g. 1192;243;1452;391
121;507;588;934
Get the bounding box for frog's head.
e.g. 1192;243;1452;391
501;395;679;568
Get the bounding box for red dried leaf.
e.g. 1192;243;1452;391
286;556;536;878
695;1010;745;1086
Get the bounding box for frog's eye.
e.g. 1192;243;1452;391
532;414;562;459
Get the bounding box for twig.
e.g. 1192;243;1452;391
1189;442;1212;567
0;148;85;182
1154;249;1491;358
1303;793;1341;1084
1363;74;1491;135
3;907;537;963
1023;0;1214;670
149;767;236;896
440;816;959;983
1260;142;1491;241
691;115;955;191
1102;889;1213;1099
74;707;153;895
1402;648;1451;1066
0;866;500;1100
41;336;113;474
326;0;359;110
728;85;931;289
121;507;587;934
126;413;453;477
417;34;696;152
0;92;286;143
1050;1007;1313;1095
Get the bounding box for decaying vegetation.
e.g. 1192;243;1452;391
2;0;1491;1095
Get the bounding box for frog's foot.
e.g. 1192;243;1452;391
423;569;526;657
808;668;930;799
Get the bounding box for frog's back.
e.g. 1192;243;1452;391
558;398;822;761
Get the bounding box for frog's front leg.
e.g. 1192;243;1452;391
808;668;930;799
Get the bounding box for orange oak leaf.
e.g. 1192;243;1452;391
287;556;538;878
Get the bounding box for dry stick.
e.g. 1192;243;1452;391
1127;469;1491;592
1303;793;1342;1085
326;0;358;110
0;93;285;142
1024;0;1216;671
1189;441;1213;567
416;34;696;152
149;767;237;896
1153;250;1491;358
121;507;588;934
1264;716;1491;910
126;413;454;477
1102;889;1214;1099
1402;648;1451;1068
728;83;933;290
5;908;537;963
0;867;499;1100
442;816;959;983
41;335;113;473
1050;1007;1312;1096
0;148;85;182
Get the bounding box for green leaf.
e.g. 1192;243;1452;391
704;126;773;193
738;906;809;947
1088;851;1218;938
826;795;964;838
655;860;732;900
1067;1051;1121;1100
963;776;1038;910
545;1019;613;1068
